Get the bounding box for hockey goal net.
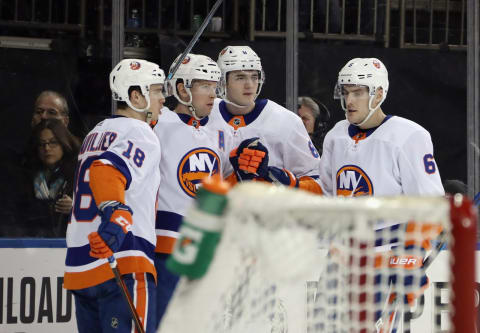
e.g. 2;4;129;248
159;182;477;333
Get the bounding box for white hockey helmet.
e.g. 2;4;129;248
334;58;389;126
110;59;165;114
217;46;265;100
110;59;165;116
165;53;221;113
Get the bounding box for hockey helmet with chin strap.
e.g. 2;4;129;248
333;58;389;126
217;46;265;102
165;53;221;120
110;59;165;117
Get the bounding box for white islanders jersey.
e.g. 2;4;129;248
153;109;233;254
209;98;320;178
319;116;444;197
64;116;160;290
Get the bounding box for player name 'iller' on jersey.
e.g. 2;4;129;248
64;117;160;290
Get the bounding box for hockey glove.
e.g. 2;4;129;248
88;201;133;259
88;232;113;259
229;137;269;181
265;166;299;188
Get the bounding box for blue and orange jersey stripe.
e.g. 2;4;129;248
155;211;182;254
64;235;156;290
64;254;155;290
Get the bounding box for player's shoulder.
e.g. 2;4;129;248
325;119;350;138
264;99;292;115
210;98;223;114
94;116;144;132
110;116;158;141
90;117;158;152
374;116;432;150
157;106;178;123
126;117;154;133
332;119;350;130
262;99;303;124
153;111;184;137
209;98;224;121
383;116;431;137
213;97;223;108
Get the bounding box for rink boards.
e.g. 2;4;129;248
0;239;479;333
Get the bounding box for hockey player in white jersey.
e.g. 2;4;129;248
210;45;322;194
318;58;444;331
319;57;444;196
152;53;266;328
64;59;165;333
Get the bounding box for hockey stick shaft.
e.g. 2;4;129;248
422;230;447;268
108;256;145;333
166;0;224;80
376;229;448;332
473;191;480;206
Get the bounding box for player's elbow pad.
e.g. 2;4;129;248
89;161;128;205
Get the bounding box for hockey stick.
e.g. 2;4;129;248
473;191;480;206
166;0;224;80
108;256;146;333
469;142;480;206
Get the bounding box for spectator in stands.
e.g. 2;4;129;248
18;119;80;237
32;90;70;128
297;96;330;155
0;92;74;237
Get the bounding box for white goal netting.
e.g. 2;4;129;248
158;182;476;333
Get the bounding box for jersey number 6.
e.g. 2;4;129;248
73;156;99;222
423;154;436;174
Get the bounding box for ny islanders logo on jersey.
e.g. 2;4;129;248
177;148;221;197
336;165;373;197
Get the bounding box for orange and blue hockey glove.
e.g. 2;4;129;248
88;201;133;259
88;232;114;259
230;137;269;181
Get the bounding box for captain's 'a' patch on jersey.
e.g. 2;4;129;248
336;165;374;197
177;147;221;197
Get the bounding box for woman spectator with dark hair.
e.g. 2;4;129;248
19;119;80;237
